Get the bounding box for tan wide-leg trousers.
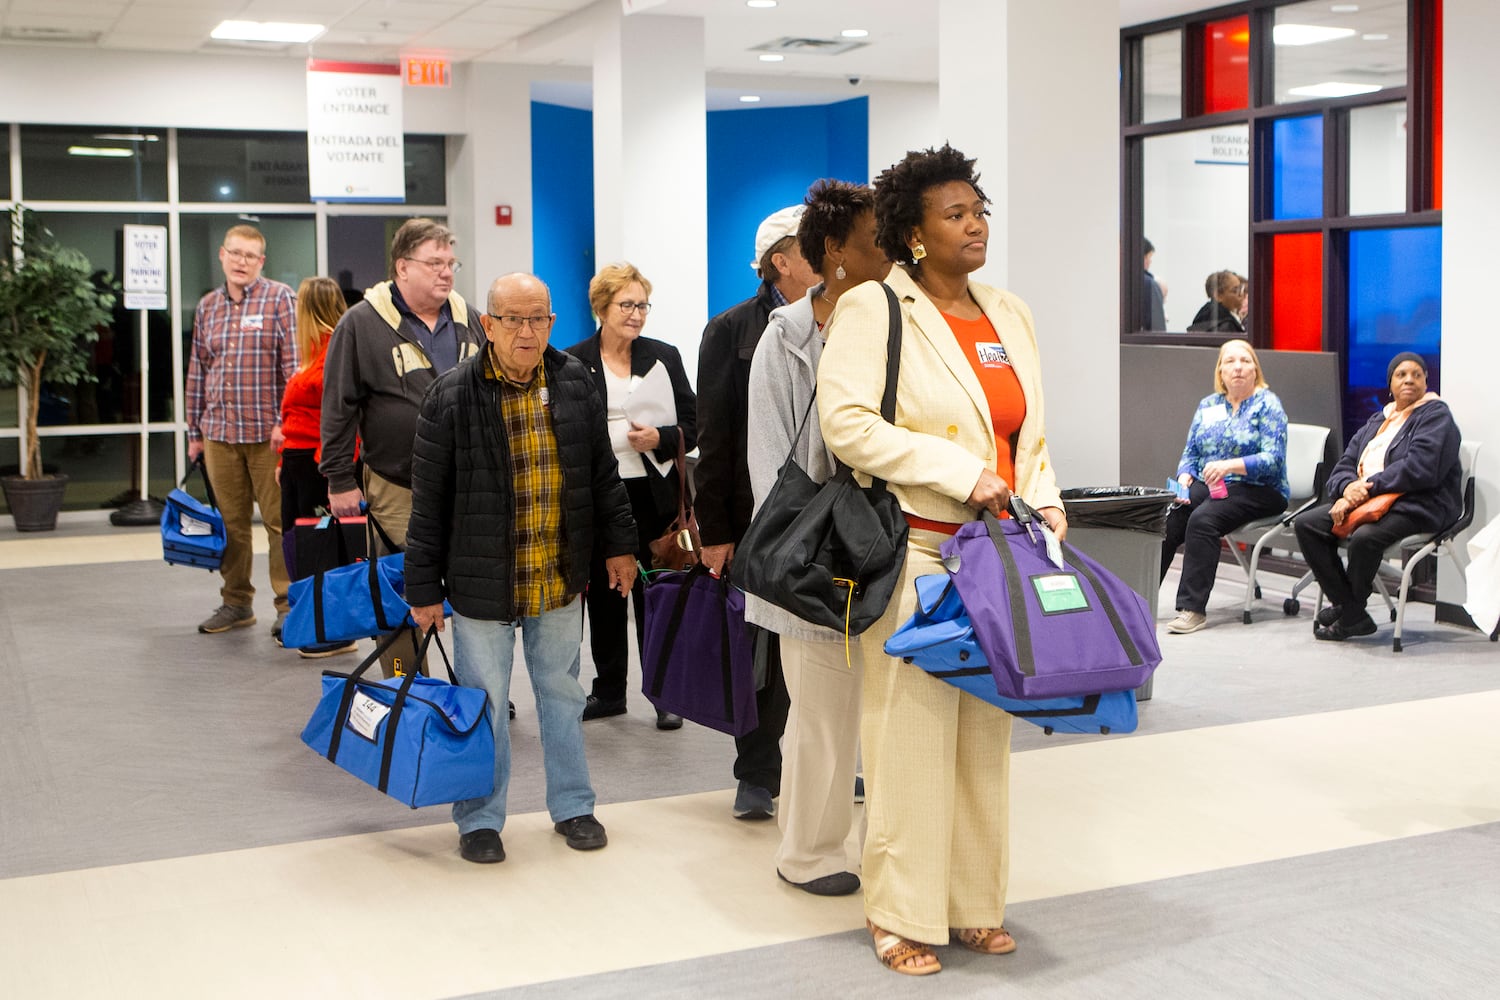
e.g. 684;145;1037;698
775;634;864;883
860;528;1013;945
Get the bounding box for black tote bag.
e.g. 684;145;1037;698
734;283;909;636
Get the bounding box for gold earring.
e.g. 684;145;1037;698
911;242;927;261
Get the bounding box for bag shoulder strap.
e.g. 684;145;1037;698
839;282;904;494
180;458;220;511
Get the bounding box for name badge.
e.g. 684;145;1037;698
1201;404;1229;425
974;343;1011;368
241;314;264;332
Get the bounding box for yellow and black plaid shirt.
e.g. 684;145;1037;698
483;348;570;616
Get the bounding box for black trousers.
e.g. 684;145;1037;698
1160;480;1286;613
734;625;790;795
279;448;330;531
1294;503;1430;626
585;476;671;703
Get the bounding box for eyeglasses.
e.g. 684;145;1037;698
615;300;652;316
222;248;263;263
404;257;462;273
487;313;554;331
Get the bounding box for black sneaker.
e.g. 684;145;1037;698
554;814;607;850
582;695;627;720
733;780;775;820
459;828;505;864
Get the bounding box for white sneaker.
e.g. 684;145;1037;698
1166;611;1207;634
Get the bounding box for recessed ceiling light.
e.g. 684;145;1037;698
759;53;784;62
1274;23;1357;46
1287;81;1382;97
1362;32;1390;41
211;20;325;44
746;1;777;9
68;146;133;158
93;132;160;142
841;28;869;38
1330;4;1360;11
739;95;762;103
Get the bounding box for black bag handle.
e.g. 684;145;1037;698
774;281;904;498
180;457;220;511
361;508;406;634
322;625;456;796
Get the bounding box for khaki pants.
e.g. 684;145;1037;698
365;468;426;679
859;528;1013;946
775;634;865;883
202;439;288;614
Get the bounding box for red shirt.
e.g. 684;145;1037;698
280;342;329;453
906;311;1028;535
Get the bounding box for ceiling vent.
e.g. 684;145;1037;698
2;26;103;44
752;36;868;57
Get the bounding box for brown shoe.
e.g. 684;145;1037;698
868;921;941;976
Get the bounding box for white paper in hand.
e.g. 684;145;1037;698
623;360;677;427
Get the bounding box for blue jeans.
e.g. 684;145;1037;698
451;599;595;834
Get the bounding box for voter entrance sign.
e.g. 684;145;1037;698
123;225;168;311
306;60;405;202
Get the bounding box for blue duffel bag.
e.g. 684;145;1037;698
282;511;449;647
301;626;495;808
161;461;227;571
885;573;1138;736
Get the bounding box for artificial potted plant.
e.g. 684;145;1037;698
0;206;117;531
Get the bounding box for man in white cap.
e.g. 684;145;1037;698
694;204;817;821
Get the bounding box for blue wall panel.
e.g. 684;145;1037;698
529;97;869;347
1271;115;1323;221
531;102;596;350
1344;226;1442;435
705;97;868;318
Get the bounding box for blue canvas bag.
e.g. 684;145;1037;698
161;461;227;570
940;504;1161;700
282;511;441;647
301;627;495;808
885;574;1138;735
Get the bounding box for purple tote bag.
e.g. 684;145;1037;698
641;565;759;737
941;507;1160;699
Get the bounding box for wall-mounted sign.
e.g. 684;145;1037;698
123;224;168;307
1193;127;1250;166
403;57;451;87
306;59;405;203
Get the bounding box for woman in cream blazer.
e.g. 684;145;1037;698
818;145;1065;977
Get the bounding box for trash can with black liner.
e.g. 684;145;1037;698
1060;487;1176;701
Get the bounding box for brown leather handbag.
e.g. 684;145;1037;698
1331;492;1401;538
648;436;701;571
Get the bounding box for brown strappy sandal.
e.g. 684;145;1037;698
951;926;1018;955
868;920;942;976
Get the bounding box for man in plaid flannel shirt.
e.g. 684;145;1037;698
185;224;297;638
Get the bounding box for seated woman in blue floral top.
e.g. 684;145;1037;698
1160;339;1289;633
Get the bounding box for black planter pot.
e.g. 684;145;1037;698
2;473;70;532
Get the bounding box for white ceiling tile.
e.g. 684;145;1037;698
98;33;206;52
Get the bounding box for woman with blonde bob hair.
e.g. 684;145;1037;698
277;276;355;657
1159;338;1288;634
566;262;697;728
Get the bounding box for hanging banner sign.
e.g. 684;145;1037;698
306;59;405;202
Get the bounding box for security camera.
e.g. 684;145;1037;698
848;76;861;86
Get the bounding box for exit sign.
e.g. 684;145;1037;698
403;58;451;87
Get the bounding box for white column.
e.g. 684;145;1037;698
938;0;1121;484
1438;0;1500;605
452;63;535;308
593;10;708;379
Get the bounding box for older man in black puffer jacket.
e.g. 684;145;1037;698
405;272;637;866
